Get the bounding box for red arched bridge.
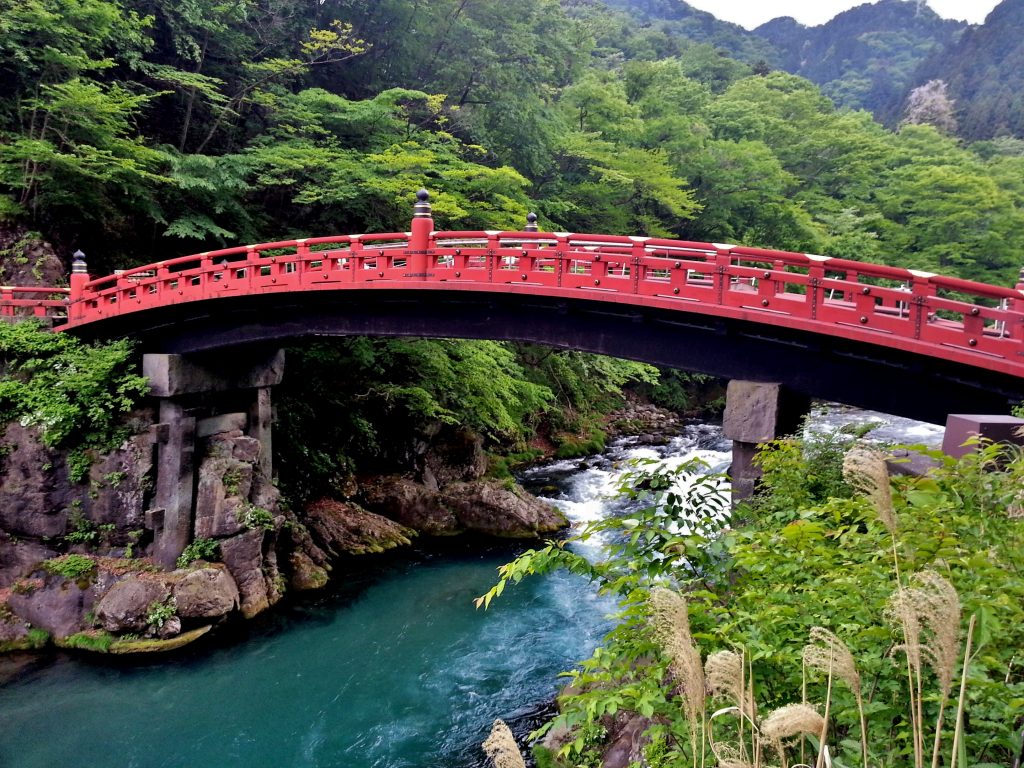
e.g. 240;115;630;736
6;191;1024;423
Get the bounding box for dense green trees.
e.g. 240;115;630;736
0;0;1021;284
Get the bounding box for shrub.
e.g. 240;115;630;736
0;322;148;465
479;436;1024;767
146;598;176;629
176;537;219;568
41;554;96;581
235;503;274;531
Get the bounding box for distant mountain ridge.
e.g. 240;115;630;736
753;0;965;120
596;0;1024;140
912;0;1024;139
596;0;777;63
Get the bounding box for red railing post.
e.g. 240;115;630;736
408;189;433;279
68;249;90;322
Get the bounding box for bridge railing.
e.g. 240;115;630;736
0;286;70;321
4;193;1023;377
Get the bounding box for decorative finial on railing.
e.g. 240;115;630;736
525;212;538;233
72;250;87;273
413;189;432;219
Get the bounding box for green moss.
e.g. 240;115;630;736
108;625;212;654
0;627;50;653
41;554;96;582
60;630;114;653
553;428;606;459
486;448;546;480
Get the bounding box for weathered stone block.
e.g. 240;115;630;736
219;529;270;619
173;567;239;618
942;414;1024;458
196;413;247;439
144;350;284;397
94;578;170;634
230;436;262;464
723;381;808;443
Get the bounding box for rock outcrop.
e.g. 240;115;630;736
95;579;170;633
173;566;239;619
304;499;415;556
0;400;569;653
360;476;566;537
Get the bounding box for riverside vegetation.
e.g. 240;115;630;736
477;433;1024;767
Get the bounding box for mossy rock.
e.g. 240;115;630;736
107;625;212;654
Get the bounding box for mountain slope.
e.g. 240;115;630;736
913;0;1024;139
597;0;778;63
755;0;965;120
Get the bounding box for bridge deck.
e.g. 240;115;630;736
47;229;1024;380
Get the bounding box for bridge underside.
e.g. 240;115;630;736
72;290;1024;425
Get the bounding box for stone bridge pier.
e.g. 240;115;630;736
723;380;811;503
143;349;284;569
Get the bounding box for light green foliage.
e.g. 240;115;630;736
41;554;96;581
62;630;114;652
482;439;1024;766
276;338;660;504
64;512;99;544
176;537;219;568
235;503;274;531
145;597;176;629
0;322;147;456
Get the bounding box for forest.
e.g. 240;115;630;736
1;0;1023;286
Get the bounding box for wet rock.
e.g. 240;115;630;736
601;713;653;768
305;499;414;557
440;480;567;537
0;610;30;650
84;433;153;531
94;578;170;634
0;533;57;588
9;579;92;637
173;567;239;618
157;615;181;639
360;476;458;535
219;529;270;618
288;550;328;591
194;457;248;539
420;425;487;487
0;423;70;539
0;227;65;287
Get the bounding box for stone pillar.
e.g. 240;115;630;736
152;400;196;569
142;350;284;569
942;414;1024;458
249;387;273;483
723;380;810;503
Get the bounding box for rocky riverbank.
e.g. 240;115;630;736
0;416;566;654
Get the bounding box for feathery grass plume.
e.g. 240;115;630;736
803;628;861;698
707;649;756;762
482;719;526;768
803;628;868;768
706;649;754;717
761;704;826;757
650;587;706;766
843;445;896;533
711;741;754;768
912;571;961;700
911;571;961;768
885;584;925;768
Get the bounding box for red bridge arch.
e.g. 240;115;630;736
8;192;1024;423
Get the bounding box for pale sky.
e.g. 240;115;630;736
683;0;1004;29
